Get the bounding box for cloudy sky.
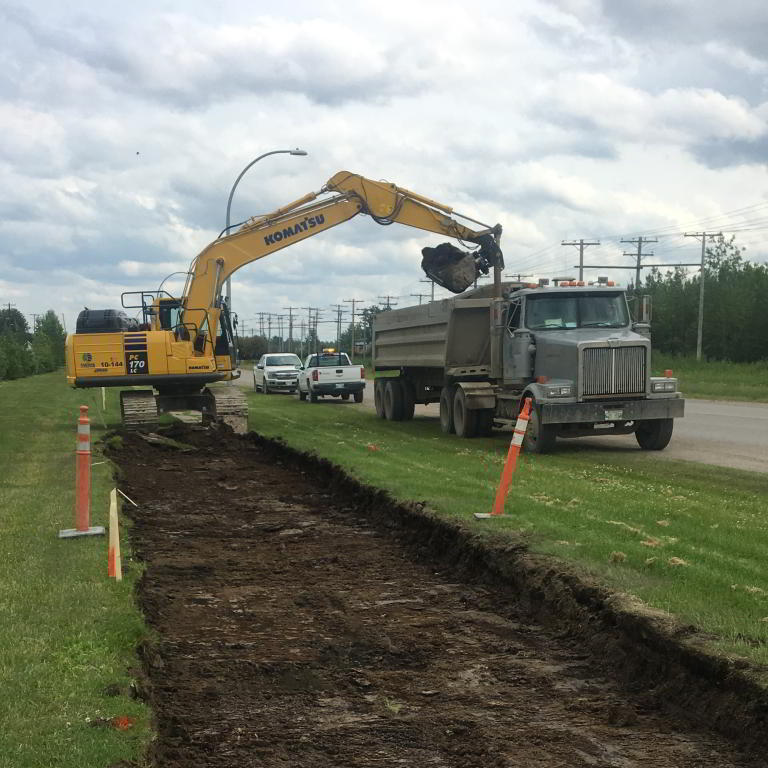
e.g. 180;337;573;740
3;0;768;336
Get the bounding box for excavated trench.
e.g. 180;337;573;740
112;425;768;767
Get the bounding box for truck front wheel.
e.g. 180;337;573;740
523;402;558;453
635;418;673;450
439;385;456;434
453;387;479;438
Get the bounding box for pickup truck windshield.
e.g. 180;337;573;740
265;354;301;366
526;292;629;330
307;353;351;367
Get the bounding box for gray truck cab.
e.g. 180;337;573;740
498;284;682;450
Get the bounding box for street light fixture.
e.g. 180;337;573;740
223;148;308;309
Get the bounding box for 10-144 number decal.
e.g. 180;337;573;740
125;351;148;375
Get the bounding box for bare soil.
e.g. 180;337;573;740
114;425;765;767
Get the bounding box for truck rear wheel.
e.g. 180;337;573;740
383;379;404;421
439;385;456;434
374;380;386;418
453;387;479;438
298;388;307;402
635;418;673;450
354;390;364;404
523;401;557;453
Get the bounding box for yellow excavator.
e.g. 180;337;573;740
66;171;504;430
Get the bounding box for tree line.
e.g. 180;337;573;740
640;236;768;362
0;308;67;381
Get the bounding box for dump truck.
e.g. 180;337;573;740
371;281;684;452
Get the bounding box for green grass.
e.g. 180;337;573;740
0;373;148;768
652;352;768;402
249;393;768;668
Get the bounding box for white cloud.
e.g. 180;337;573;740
0;0;766;332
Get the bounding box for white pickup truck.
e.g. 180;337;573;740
298;350;365;403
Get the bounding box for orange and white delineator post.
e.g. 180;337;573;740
58;406;105;539
108;489;122;580
475;397;532;519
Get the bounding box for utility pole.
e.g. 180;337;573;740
29;313;40;331
283;306;297;354
620;237;657;291
266;314;273;352
685;232;722;361
420;278;435;302
257;312;266;338
562;239;600;281
504;272;533;283
329;304;345;349
344;298;363;362
378;295;399;310
410;292;430;305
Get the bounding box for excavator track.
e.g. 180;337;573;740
204;387;248;434
120;390;159;429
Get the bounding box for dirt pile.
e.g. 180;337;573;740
113;425;764;767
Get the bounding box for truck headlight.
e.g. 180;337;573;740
546;385;573;397
651;380;677;392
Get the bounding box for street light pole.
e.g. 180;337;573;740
223;148;308;309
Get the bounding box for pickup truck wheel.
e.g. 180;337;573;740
523;402;557;454
383;379;404;421
298;388;307;402
341;393;350;401
453;387;479;438
439;385;456;434
309;387;319;403
261;380;269;394
374;380;386;418
635;418;673;450
354;390;364;404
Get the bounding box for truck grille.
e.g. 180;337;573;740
582;346;646;397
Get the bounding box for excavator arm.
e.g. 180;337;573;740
182;171;503;345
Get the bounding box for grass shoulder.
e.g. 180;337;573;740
652;353;768;402
0;374;149;767
248;390;768;669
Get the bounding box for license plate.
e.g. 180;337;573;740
604;408;623;420
335;383;344;388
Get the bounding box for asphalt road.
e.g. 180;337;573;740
237;373;768;474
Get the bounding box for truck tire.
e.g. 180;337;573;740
298;388;307;402
309;387;319;403
374;380;386;418
523;401;557;453
453;387;479;438
341;393;350;401
477;409;495;437
354;390;364;404
635;418;673;450
439;385;456;434
400;379;415;421
383;379;404;421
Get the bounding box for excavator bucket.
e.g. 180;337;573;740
421;243;485;294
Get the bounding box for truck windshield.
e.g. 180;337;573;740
265;355;301;366
307;353;351;367
526;292;629;330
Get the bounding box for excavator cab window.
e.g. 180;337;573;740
158;299;182;331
